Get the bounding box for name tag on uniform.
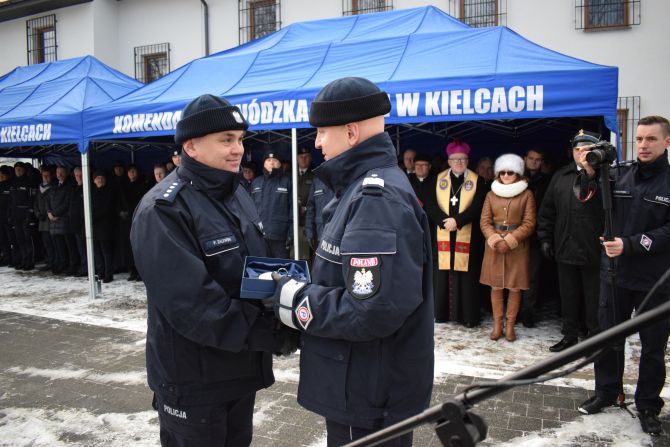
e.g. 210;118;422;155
201;233;239;256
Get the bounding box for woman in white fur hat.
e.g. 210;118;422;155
480;154;536;341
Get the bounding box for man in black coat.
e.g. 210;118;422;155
537;131;603;352
34;166;55;272
122;164;148;281
48;166;79;275
68;166;87;276
521;147;552;327
131;94;296;447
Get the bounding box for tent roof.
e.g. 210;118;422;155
85;6;617;150
0;55;142;149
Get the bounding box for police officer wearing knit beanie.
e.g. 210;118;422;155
271;77;434;446
131;94;299;447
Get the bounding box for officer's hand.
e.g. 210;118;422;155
273;325;300;356
601;237;624;258
540;241;555;259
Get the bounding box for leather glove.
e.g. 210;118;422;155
269;271;309;330
273;325;300;356
540;241;555;260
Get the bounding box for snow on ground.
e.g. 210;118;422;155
1;265;668;446
1;267;651;391
0;407;159;447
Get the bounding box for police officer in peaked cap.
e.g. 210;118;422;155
270;77;435;446
131;94;299;447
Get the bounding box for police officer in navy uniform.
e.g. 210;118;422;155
250;150;293;258
131;94;297;447
0;165;15;266
271;77;435;446
9;162;38;270
303;176;334;253
577;116;670;437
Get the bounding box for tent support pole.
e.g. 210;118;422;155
81;151;97;300
291;128;299;260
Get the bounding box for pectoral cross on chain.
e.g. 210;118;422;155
450;195;459;206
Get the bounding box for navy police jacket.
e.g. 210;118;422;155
598;152;670;293
131;154;275;406
303;176;334;243
277;132;434;428
250;169;292;242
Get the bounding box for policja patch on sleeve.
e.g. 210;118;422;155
346;256;381;299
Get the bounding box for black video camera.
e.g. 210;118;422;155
585;141;618;168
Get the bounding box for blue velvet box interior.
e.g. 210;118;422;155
240;256;311;299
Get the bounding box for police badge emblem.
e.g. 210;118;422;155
439;178;448;190
347;257;381;299
231;110;245;124
464;180;474;191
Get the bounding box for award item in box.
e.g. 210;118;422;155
240;256;311;299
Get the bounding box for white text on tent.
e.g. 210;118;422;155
396;85;544;117
112;111;183;134
0;123;52;144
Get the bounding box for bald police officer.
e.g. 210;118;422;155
271;77;435;446
131;94;295;447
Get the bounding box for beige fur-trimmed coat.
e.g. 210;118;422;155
479;187;536;290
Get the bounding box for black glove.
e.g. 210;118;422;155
273;325;300;356
540;241;554;260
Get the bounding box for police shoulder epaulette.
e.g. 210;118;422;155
617;159;637;167
361;171;385;196
156;179;186;204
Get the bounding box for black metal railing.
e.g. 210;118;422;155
617;96;641;160
27;14;57;65
575;0;641;30
342;0;393;16
239;0;281;44
134;43;170;83
448;0;506;28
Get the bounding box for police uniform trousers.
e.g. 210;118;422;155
594;282;670;414
326;419;412;447
13;219;34;267
556;263;600;338
154;392;255;447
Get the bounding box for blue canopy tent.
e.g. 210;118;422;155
83;5;618;261
84;6;618;146
0;55;142;299
0;55;142;155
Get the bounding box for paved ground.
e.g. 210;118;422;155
1;310;670;446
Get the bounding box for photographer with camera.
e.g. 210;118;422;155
576;116;670;436
537;130;604;353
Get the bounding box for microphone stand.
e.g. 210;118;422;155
345;298;670;447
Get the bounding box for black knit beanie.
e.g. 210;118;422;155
308;77;391;127
175;94;249;144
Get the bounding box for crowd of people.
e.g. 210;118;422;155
0;155;185;282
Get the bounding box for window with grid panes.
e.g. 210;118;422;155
27;14;57;65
